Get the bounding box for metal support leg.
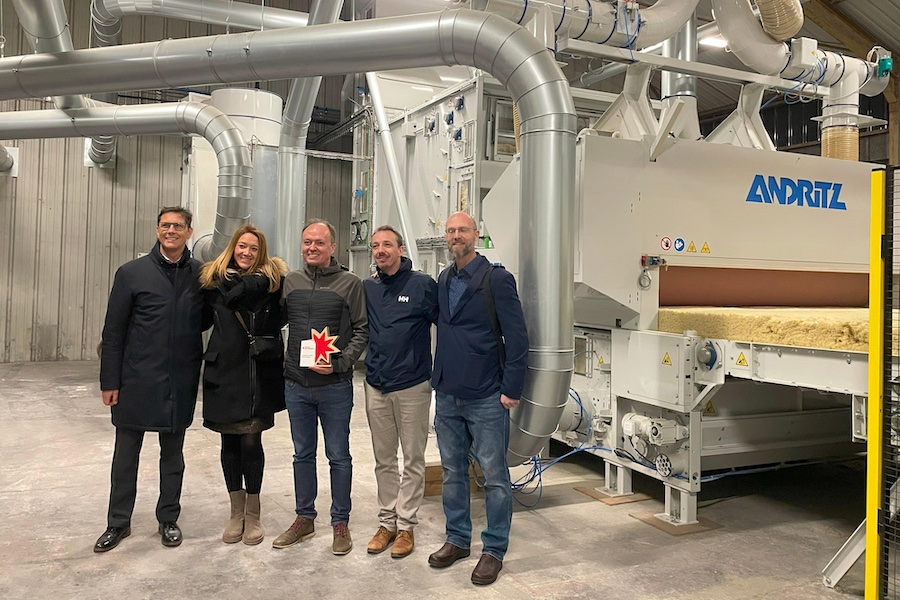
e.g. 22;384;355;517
656;483;699;526
822;519;866;588
600;461;633;497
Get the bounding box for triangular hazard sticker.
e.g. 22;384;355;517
701;242;711;253
736;352;748;367
687;241;697;252
704;401;716;415
662;352;672;366
597;356;604;365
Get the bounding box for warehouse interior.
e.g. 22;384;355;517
2;0;900;598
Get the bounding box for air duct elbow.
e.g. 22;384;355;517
755;0;803;42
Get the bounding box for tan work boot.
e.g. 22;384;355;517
222;490;246;544
391;530;414;559
367;526;396;554
272;516;315;549
332;522;352;555
242;493;264;545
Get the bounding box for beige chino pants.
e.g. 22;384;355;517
364;380;432;531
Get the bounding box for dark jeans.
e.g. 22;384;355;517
285;378;353;525
107;428;186;528
434;390;512;561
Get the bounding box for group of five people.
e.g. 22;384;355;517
94;206;528;586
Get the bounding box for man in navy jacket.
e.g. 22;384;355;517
363;225;438;559
427;212;528;586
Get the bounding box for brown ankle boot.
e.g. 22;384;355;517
243;493;264;545
223;490;246;543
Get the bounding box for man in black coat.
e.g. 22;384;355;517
94;206;208;553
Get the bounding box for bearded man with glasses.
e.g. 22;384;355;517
95;206;211;553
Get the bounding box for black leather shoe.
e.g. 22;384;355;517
158;521;182;547
94;526;131;553
428;542;470;568
471;554;503;585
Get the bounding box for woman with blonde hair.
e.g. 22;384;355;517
200;225;287;545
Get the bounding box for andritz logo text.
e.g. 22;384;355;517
746;175;846;210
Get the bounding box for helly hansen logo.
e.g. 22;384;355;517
398;295;410;303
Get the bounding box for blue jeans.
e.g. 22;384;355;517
434;390;512;561
285;378;353;525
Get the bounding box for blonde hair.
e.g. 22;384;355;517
199;225;287;292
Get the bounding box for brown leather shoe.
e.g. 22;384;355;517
471;554;503;585
428;542;470;568
390;530;414;558
367;526;396;554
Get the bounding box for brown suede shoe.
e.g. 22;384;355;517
390;530;414;558
367;526;396;554
428;542;470;568
471;554;503;585
272;516;315;549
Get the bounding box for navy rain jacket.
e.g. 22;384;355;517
364;256;438;393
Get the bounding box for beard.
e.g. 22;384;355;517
449;240;474;259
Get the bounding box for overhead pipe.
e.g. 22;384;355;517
470;0;700;50
0;102;250;258
573;20;719;88
366;71;419;269
276;0;344;269
95;0;310;29
0;10;577;464
12;0;116;164
712;0;887;160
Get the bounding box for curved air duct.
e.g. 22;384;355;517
0;102;250;260
11;0;116;164
97;0;310;29
472;0;700;50
756;0;803;43
0;10;576;463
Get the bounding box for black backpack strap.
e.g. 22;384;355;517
480;265;506;375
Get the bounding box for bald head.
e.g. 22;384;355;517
445;211;479;268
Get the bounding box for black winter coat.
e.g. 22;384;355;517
202;270;286;426
100;243;208;432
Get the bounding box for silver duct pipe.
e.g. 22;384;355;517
276;0;344;269
0;102;250;260
88;0;122;164
97;0;310;29
0;10;576;463
366;71;419;269
12;0;116;164
660;14;701;139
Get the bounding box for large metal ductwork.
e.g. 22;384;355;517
276;0;344;269
96;0;310;29
12;0;116;164
660;14;701;140
755;0;803;42
88;0;122;165
0;102;251;260
0;9;576;464
470;0;700;50
0;102;249;258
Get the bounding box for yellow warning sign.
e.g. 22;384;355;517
704;401;716;415
597;356;604;366
662;352;672;366
736;352;748;367
700;242;711;253
687;241;697;253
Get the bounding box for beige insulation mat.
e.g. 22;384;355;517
657;307;875;352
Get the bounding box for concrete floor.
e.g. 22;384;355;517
0;361;868;600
